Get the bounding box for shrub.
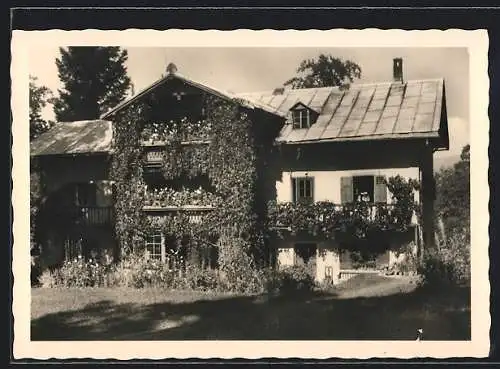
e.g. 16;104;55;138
58;257;111;288
271;265;316;295
418;231;470;288
175;265;220;292
110;252;179;288
37;268;61;288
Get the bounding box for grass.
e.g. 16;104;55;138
31;274;471;341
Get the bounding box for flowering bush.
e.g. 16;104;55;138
110;252;182;288
58;257;111;288
143;186;223;208
140;117;212;143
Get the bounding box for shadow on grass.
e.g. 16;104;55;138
31;285;471;341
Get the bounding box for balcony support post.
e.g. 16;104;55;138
419;142;436;256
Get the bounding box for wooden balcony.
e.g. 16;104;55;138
269;201;419;236
142;205;215;224
72;206;114;226
141;140;211;166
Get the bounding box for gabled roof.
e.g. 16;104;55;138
101;71;287;120
30;120;112;157
236;78;448;147
289;101;321;114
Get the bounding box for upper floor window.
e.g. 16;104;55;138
340;175;387;204
290;102;318;129
292;177;314;203
292;109;311;129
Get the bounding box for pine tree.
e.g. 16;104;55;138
29;75;53;140
53;47;131;121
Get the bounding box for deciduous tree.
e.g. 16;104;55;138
284;54;362;89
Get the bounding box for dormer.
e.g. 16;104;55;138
290;102;319;129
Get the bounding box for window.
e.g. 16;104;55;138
145;233;164;261
292;177;314;203
292;109;311;129
340;175;387;204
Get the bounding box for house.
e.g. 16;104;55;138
30;58;449;284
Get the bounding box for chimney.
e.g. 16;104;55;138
166;62;178;75
393;58;403;83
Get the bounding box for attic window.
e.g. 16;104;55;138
292;108;311;129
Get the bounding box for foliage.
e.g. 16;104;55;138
143;186;223;207
284;54;362;89
435;145;470;241
110;252;180;288
57;257;112;288
52;47;131;121
386;242;420;276
29;76;54;140
141;117;213;143
425;144;470;288
216;230;265;294
269;176;419;250
37;269;61;288
110;91;273;273
418;232;471;288
268;265;316;295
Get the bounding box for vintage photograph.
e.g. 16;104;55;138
12;29;489;359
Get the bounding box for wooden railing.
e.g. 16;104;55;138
142;140;211;166
269;201;419;233
73;206;114;226
142;205;215;224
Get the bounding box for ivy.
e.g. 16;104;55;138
110;92;269;270
268;176;420;250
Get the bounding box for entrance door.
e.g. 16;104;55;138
294;243;317;279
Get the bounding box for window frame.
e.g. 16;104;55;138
292;108;311;129
292;176;314;203
145;232;165;262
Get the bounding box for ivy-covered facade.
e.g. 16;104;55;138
31;61;449;285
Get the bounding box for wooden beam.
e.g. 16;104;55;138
419;142;436;253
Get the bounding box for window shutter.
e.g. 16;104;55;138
374;175;387;203
292;177;297;202
309;177;314;202
340;176;353;204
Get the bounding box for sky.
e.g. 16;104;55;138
29;47;469;159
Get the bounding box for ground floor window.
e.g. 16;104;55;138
145;233;164;261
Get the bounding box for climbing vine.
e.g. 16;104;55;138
110;91;271;270
268;175;421;250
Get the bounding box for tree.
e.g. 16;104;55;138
52;47;131;121
434;144;470;239
29;76;53;140
284;54;362;89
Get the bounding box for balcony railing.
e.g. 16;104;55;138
142;205;215;224
71;206;114;226
269;201;419;236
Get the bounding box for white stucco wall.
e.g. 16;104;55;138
276;167;420;205
276;240;341;284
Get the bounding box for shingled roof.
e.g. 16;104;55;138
30;120;112;157
31;76;449;157
237;78;448;146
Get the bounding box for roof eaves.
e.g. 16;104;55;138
101;72;286;120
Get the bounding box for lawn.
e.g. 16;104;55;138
31;275;471;341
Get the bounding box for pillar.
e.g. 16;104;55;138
419;142;436;254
